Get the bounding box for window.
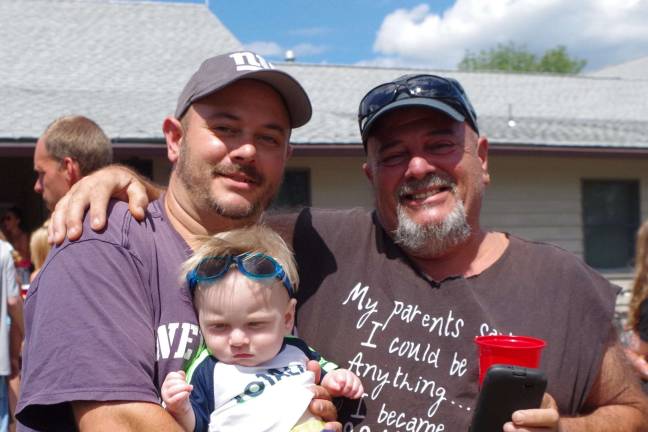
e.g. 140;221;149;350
271;169;311;210
582;180;639;269
118;157;153;180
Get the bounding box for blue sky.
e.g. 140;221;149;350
158;0;648;71
209;0;454;65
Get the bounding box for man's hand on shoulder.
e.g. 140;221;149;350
49;164;162;245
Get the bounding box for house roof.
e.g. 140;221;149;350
589;56;648;80
1;0;647;154
0;0;242;141
283;63;648;150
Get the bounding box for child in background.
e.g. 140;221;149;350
28;221;51;284
161;225;363;432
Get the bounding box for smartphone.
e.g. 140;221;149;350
469;364;547;432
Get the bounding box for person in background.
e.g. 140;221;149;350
1;237;23;431
27;222;50;285
0;208;30;282
33;115;112;213
624;220;648;392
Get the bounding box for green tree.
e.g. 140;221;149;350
458;42;586;74
537;45;586;74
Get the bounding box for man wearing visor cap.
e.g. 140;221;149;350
17;51;339;431
44;73;648;431
289;74;648;431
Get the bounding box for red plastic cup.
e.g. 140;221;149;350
474;335;546;385
20;283;29;299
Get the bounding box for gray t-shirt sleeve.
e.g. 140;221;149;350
17;236;158;429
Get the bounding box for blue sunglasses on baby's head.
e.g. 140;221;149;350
186;253;294;297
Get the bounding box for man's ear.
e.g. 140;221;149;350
284;298;297;334
163;116;185;164
286;143;294;159
362;161;374;183
477;136;490;185
62;157;81;186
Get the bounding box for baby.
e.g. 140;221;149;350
162;225;363;431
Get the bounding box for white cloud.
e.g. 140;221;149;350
371;0;648;71
243;41;283;57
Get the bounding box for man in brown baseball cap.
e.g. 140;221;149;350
17;51;339;431
164;50;311;232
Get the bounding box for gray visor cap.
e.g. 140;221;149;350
175;52;312;128
361;97;466;142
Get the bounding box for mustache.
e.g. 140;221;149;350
211;163;264;185
397;173;456;198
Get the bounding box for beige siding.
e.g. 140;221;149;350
483;155;648;259
288;156;372;208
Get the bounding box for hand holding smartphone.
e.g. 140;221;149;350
469;364;547;432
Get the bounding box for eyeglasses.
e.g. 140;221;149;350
186;253;294;297
358;74;479;138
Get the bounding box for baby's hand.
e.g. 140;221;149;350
161;370;193;416
321;369;364;399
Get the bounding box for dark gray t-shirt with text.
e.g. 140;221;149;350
291;208;618;432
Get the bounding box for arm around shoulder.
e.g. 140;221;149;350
50;163;164;244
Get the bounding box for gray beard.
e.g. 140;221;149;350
392;175;471;258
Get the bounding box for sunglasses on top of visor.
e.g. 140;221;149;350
358;74;479;138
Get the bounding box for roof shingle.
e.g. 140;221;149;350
0;0;242;139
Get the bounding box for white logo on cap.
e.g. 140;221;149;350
229;52;275;72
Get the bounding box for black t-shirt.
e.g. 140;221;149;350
289;207;618;431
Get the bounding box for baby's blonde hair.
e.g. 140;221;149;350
182;224;299;294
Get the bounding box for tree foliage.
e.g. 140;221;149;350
458;42;586;74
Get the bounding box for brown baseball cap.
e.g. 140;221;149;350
175;51;312;128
